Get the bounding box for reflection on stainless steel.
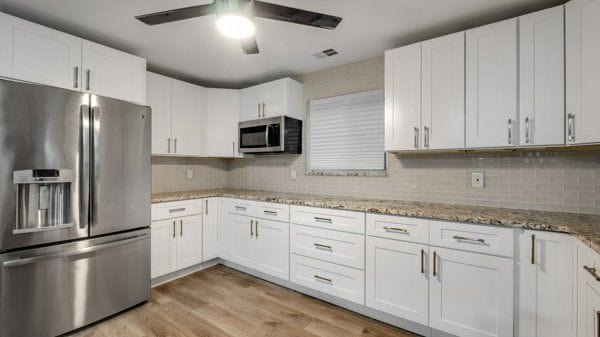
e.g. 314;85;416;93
0;79;151;337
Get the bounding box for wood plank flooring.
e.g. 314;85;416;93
69;265;417;337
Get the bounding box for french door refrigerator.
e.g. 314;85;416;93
0;79;151;337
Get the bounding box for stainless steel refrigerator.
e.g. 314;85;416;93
0;79;151;337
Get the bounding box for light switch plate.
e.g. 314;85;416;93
186;170;194;180
290;169;297;180
471;172;484;188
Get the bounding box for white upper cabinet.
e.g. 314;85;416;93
204;88;241;157
171;79;205;156
566;0;600;145
0;11;82;91
421;32;465;150
466;18;518;148
239;77;303;122
147;72;172;155
519;6;565;147
384;43;422;151
518;230;573;337
82;40;146;104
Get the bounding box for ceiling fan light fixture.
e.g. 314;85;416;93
216;14;255;39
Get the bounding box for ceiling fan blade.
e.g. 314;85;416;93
240;36;260;54
136;3;216;25
253;1;342;30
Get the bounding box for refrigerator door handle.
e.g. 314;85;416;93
90;105;100;227
80;104;91;229
2;234;149;268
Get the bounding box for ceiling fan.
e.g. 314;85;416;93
135;0;342;55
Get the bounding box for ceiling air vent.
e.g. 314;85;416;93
313;48;338;59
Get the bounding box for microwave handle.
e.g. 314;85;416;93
265;124;270;147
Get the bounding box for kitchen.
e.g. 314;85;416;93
0;0;599;337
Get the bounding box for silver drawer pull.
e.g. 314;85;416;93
314;275;332;284
168;208;186;213
235;206;247;211
263;210;277;216
314;243;333;251
453;235;485;243
314;217;332;224
383;226;408;234
584;266;600;281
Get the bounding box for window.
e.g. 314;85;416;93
307;89;385;173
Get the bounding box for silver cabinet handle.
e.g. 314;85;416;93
257;103;261;118
86;69;91;91
314;275;332;284
262;103;266;117
383;226;408;234
255;220;259;237
423;126;430;148
167;138;171;153
205;200;208;214
525;117;531;144
180;220;183;237
169;208;186;213
174;138;177;154
172;221;176;238
531;234;536;265
413;127;419;149
508;118;513;144
73;66;79;88
432;251;437;277
453;235;485;243
421;249;425;274
584;266;600;281
314;217;332;224
2;234;149;267
232;142;235;156
314;243;333;251
250;220;254;236
235;206;247;211
568;113;575;142
263;210;277;216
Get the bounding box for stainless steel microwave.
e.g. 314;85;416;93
239;116;302;154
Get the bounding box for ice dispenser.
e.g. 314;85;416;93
13;169;73;233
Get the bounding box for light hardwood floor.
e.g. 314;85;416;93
69;265;417;337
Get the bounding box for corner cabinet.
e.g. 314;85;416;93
147;72;172;155
577;239;600;337
171;79;205;156
566;0;600;145
204;89;242;157
465;18;518;148
239;77;303;122
202;198;218;261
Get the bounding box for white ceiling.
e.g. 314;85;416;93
0;0;566;88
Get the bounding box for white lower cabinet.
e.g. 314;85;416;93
217;198;230;259
202;198;218;261
518;230;573;337
429;247;514;337
151;214;203;278
577;240;600;337
227;212;289;280
366;237;429;325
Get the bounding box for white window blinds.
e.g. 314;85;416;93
308;89;385;171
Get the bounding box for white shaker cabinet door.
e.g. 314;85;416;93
0;12;82;91
384;42;422;151
217;199;230;259
171;79;205;156
466;18;518;148
204;88;240;157
421;32;465;150
429;247;513;337
366;237;429;326
150;219;177;278
255;218;289;280
228;214;256;269
175;215;203;270
82;40;146;104
519;6;565;147
146;72;172;155
202;198;218;261
566;0;600;145
518;230;573;337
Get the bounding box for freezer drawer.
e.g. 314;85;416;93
0;229;150;337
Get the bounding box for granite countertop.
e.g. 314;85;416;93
152;188;600;255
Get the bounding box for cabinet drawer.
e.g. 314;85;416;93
290;206;365;234
254;201;289;222
366;214;429;244
228;199;257;217
151;200;203;221
291;225;364;270
290;254;365;304
429;221;514;257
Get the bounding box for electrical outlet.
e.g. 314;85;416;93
290;169;297;180
186;170;194;180
471;172;484;188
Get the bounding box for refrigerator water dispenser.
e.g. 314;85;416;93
13;169;73;233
